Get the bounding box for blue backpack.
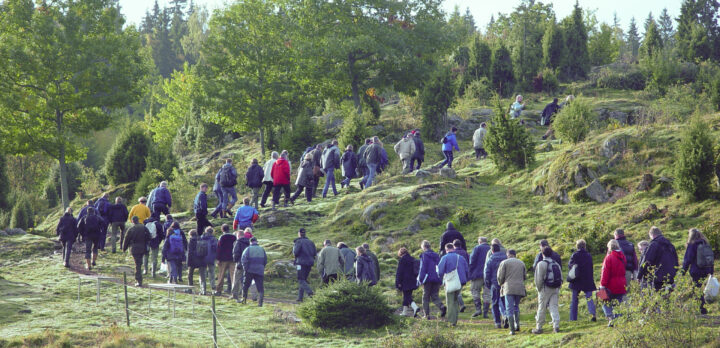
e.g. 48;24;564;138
169;233;184;256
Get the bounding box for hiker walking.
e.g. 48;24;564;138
472;123;488;160
356;139;371;189
107;197;129;253
215;224;237;295
453;239;469;313
290;153;315;204
271;151;292;209
293;228;317;302
194;183;213;236
417;240;446;319
245;159;264;210
533;246;563;334
469;237;492;318
497;249;526;335
232;229;252;301
77;207;103;270
484;241;508;328
638;226;679;291
568;240;597;322
187;229;204;291
601;239;627;327
148;181;172;219
363;243;381;282
162;224;186;284
410;130;425;170
340;145;358;189
128;197;151;225
142;216;165;278
338;242;356;281
438;243;469;326
94;192;111;251
200;227;218;295
233;197;259;231
321;140;341;198
56;207;78;268
396;247;420;317
310;145;324;197
317;239;344;285
217;159;239;216
211;169;224;218
241;236;267;306
682;228;715;314
123;216;151;286
532;240;562;272
355;246;377;285
260;152;279;208
540;98;559;128
439;222;465;256
394;133;416;174
361;137;383;189
438;127;459;169
614;229;638;290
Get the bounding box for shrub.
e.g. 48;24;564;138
553;96;595;143
338;103;372;152
104;128;152;185
49;162;83;202
484;97;535;170
10;195;33;230
421;66;455;139
453;206;475;226
146;146;179;181
43;181;59;208
134;169;165;202
541;68;560;93
278;113;321;160
0;155;9;211
382;324;486;348
595;69;646;90
297;278;393;329
559;218;610;255
674;118;715;200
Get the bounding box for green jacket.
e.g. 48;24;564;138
366;250;381;280
317;246;344;277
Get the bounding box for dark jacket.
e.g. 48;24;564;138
143;217;166;249
364;143;383;165
366;250;381;281
56;213;78;242
455;248;470;263
439;224;465;256
187;236;205;268
541;101;559;124
152;186;172;207
484;251;507;288
241;243;267;275
217;233;237;262
616;236;639;272
77;213;103;240
201;233;218;266
396;253;418;291
322;145;341;170
311;148;323;170
356;254;377;285
296;160;315;187
339;245;356;275
245;163;264;188
412;135;425;160
418;250;441;284
193;191;208;216
233;237;250;264
683;240;715;281
123;223;151;255
533;251;562;272
341;150;357;179
107;203;129;223
469;243;491;280
568;248;597;292
639;235;679;288
356;144;369;170
293;237;317;266
94;197;111;218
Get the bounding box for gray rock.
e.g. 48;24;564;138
607;153;622;168
533;185;545;196
596;108;629;125
407;214;431;234
585;179;609;203
5;228;26;236
415;170;431;178
607;186;629;203
601;134;629;158
573;164;598;188
656;177;675;197
372;125;385;134
0;230;7;237
637;173;654;191
256;210;295;228
362;202;388;228
439;167;456;179
556;189;570;204
470;109;493;117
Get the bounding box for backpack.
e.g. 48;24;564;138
145;222;157;239
97;199;109;216
219;166;237;187
697;242;715;268
169;233;184;255
196;239;209;257
442;135;448;144
543;259;563;288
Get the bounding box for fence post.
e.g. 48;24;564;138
123;273;130;327
211;292;217;348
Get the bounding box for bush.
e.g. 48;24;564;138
553;96;596;143
278;113;321;160
541;68;560;93
134;169;165;202
146;146;178;181
453;206;475;226
674;118;715;200
49;162;83;202
297;278;393;329
559;218;610;255
338;102;372;152
484;97;535;170
0;155;9;211
104;128;152;185
595;69;646;90
421;66;455;139
43;181;58;208
10;195;33;230
382;324;486;348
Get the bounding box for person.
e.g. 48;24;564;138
568;240;597;322
362;136;383;189
271;151;292;209
355;246;377;285
233;197;259;231
438;127;460;169
241;236;267;306
395;247;420;317
338;242;356;280
340;145;357;189
614;229;639;288
540;98;559;127
637;240;650;284
148;181;172;218
56;207;78;268
453;239;469;312
510;95;525;119
682;228;715;314
410;130;425;171
162;224;186;284
187;229;204;292
107;197;129;253
437;243;469;326
439;222;465;256
142;215;165;278
497;249;526;335
310;144;324;198
417;240;446;319
290;153;315;204
484;242;508;328
486;238;507;261
543;95;574;140
128;197;151;225
363;243;381;282
232;229;251;301
293;228;317;302
245;159;264;209
163;215;175;235
356;139;371;189
321;140;341;198
94;193;111;251
532;240;562;272
317;239;344;285
211;168;224;218
200;227;218;295
638;226;679;291
217;159;238;216
533;246;562;334
378;143;389;176
469;236;492;318
601;239;627;327
78;200;93;220
394;134;416;174
194;183;213;236
123;216;151;286
260;152;279;208
77;207;103;270
472;123;488;160
215;224;237;295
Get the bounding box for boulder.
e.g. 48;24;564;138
636;173;654;191
631;204;662;223
655;177;675;197
439;167;457;179
607;186;629;203
407;214;431;234
555;189;570;204
265;260;296;279
573;164;598;188
585;179;609;203
362;202;388;228
5;228;26;236
533;185;546;196
256;210;295;228
274;309;302;323
596;108;629;125
601;134;629;158
415;170;431;179
0;230;7;237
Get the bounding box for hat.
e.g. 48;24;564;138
244;231;253;239
250;237;258;242
139;196;147;203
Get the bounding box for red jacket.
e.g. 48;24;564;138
271;158;291;185
601;250;627;295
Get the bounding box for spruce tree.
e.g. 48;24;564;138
674;118;716;200
542;19;565;69
658;8;675;46
561;1;589;80
104;129;152;185
490;44;514;97
627;17;641;60
640;19;663;60
468;36;491;80
0;155;9;211
677;0;720;62
420;67;455;139
484;97;535;170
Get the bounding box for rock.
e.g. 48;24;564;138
362;202;388;228
372;125;385;134
655;177;675;197
607;186;628;203
265;260;296;279
601;134;628;158
439;167;456;179
538;142;553;152
573;164;598;188
274;308;302;323
533;185;545;196
555;189;570;204
631;204;661;223
5;228;26;236
596;108;629;125
636;173;654;191
18;309;31;314
407;214;431;234
585;179;609;203
0;230;7;237
607;153;622;168
415;170;431;179
470;109;493;117
256;210;295;228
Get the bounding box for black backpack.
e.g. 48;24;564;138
543;259;563;288
697;242;715;268
219;166;237;187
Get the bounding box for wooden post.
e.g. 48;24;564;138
211;292;217;347
123;273;130;327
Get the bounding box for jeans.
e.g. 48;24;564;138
439;151;454;168
188;266;198;286
196;213;212;236
201;263;216;294
341;176;352;187
602;293;624;319
98;221;108;250
221;186;237;210
168;259;180;281
491;284;506;324
110;222;126;252
322;167;337;197
250;187;261;209
446;289;461;325
272;184;291;205
297;265;313;300
363;163;378;188
61;240;73;265
536;287;560;330
216;261;234;293
290;185;312;203
410;157;423;170
474;147;487;159
84;237;99;259
570;289;596;320
260;181;273;206
132;253;144;285
213;189;224;215
143;247;160;276
422;282;445;317
504;294;521;318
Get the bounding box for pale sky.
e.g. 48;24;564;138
118;0;682;32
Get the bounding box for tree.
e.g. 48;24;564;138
420;67;455;139
491;44;515;97
588;23;619;66
542;18;565;69
484;97;535;170
676;0;720;62
180;4;207;66
640;19;663;61
627;17;641;60
468;36;492;80
658;8;675;46
506;1;555;86
612;12;627;61
0;0;148;209
149;64;203;148
674;118;716;200
643;12;655;33
104;129;152;185
0;155;9;211
560;2;589;80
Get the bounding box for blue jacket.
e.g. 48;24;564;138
201;233;218;266
193;191;208;216
241;243;267;275
293;237;317;266
78;205;91;220
469;243;491;280
152;187;172;207
484;251;507;288
56;213;78;242
441;132;460;152
234;205;258;227
418;250;441;285
568;248;597;292
94;197;110;218
683;240;715;281
438;251;470;286
163;218;173;234
107;203;129;223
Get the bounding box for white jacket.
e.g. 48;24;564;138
473;127;487;149
262;158;275;182
393;138;416;160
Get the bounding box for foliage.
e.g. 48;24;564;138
559;218;609;255
453;206;475;226
278;113;322;161
382;323;486;348
588;23;619;66
533;68;559;93
450;78;493;119
421;67;455;139
134;169;165;202
104;129;152;185
676;0;720;62
560;2;590;79
595;69;647;90
696;61;720;111
10;195;33;230
146;146;179;181
639;20;663;62
0;155;9;211
674;118;716;200
79;167;104;198
297;278;393;329
542;19;565;69
504;2;555;84
490;44;514;97
338;104;373;153
553;96;595;143
626;17;641;60
149;64;204;149
484;98;535;170
468;35;491;80
43;181;59;209
49;162;83;202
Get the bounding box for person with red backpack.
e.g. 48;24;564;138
162;225;186;284
533;246;563;334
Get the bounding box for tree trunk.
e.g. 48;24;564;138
259;125;265;157
348;54;363;114
56;109;69;209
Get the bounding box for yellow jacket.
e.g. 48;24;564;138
128;204;151;223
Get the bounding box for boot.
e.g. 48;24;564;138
258;292;264;307
92;253;98;266
410;302;420;318
85;259;92;270
272;202;277;211
514;313;520;332
503;316;509;328
483;302;490;319
471;299;483;318
509;314;516;335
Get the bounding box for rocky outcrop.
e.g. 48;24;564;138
439;167;456;179
362;202;388;229
637;174;654;191
256;210;296;228
601;134;629;158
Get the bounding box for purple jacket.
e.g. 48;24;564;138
217;233;237;262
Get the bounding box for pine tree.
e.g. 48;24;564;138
658;8;675;46
490;44;514;97
612;13;627;61
420;67;455;139
468;36;491;80
676;0;720;62
0;155;9;212
560;1;589;80
626;17;641;60
643;12;655;33
640;18;663;60
674;118;716;200
542;18;564;69
484;97;535;170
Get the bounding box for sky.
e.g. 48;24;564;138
118;0;682;32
